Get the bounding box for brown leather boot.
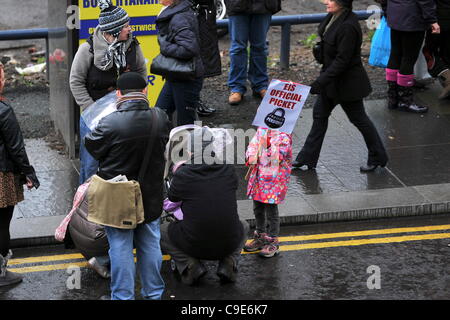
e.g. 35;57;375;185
228;92;243;105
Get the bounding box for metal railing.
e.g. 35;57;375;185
0;9;381;73
217;9;381;70
0;28;50;79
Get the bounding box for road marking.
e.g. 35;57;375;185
10;224;449;266
8;253;86;266
8;251;171;267
12;262;88;274
7;224;450;274
243;232;450;254
275;224;450;243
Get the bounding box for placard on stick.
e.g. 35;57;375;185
252;79;310;134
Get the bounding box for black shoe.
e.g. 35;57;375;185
397;86;429;113
181;259;207;286
217;256;238;284
291;160;315;170
360;164;385;172
196;100;216;117
398;103;429;113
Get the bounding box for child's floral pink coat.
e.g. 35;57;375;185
246;128;293;204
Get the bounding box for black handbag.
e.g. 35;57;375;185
150;54;195;81
151;27;196;80
313;41;324;64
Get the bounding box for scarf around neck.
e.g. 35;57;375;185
324;9;346;35
116;92;149;109
93;26;133;71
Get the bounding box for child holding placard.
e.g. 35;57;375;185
244;127;293;258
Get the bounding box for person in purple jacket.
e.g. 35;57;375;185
378;0;440;113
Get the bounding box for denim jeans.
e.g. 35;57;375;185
105;220;165;300
228;14;271;94
79;117;99;185
155;78;202;126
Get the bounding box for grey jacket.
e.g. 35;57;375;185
69;27;147;111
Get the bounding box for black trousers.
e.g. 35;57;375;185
387;29;426;75
0;206;15;257
253;201;279;238
155;77;203;126
295;95;388;168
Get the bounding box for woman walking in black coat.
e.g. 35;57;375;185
155;0;205;126
0;63;40;287
380;0;440;113
292;0;388;173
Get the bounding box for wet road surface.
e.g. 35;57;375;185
2;214;450;300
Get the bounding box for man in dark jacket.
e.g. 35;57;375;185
85;72;171;300
160;128;249;285
69;0;147;279
225;0;281;105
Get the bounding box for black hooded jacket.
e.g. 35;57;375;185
167;163;243;260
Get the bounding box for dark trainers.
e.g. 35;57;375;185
243;231;267;252
196;99;216;116
88;257;111;279
259;236;280;258
181;258;207;286
217;256;238;283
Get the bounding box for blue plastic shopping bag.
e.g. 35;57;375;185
369;16;391;68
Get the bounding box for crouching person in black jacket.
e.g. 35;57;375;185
161;127;249;285
85;72;171;300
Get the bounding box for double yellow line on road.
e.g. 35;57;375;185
8;224;450;274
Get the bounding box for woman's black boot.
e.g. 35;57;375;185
397;86;428;113
387;81;398;109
